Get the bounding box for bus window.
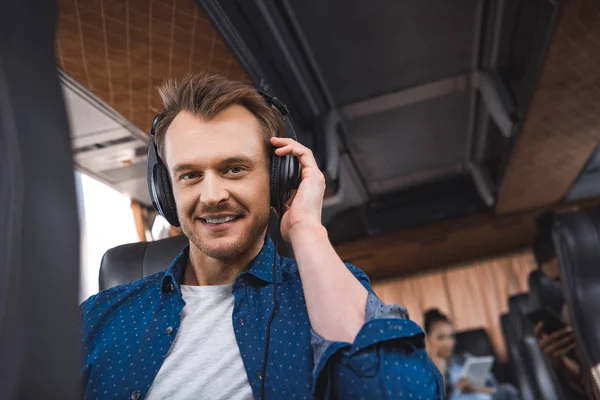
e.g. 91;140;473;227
76;171;138;301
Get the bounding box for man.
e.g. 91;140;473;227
531;211;590;398
80;73;443;400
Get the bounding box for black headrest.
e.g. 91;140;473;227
528;269;564;315
454;328;496;358
99;235;188;291
508;293;532;318
554;209;600;370
508;293;534;339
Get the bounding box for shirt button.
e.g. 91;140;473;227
257;372;263;381
168;283;174;292
240;318;245;326
165;326;173;335
130;390;140;400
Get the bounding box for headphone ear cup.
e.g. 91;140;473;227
154;163;180;227
281;154;300;205
270;149;281;212
272;154;301;214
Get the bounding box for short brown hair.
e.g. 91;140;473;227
153;72;284;161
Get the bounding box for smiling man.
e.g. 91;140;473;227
80;73;443;400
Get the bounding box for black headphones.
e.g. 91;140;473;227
146;89;301;227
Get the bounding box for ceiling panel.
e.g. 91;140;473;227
61;85;122;136
289;0;479;105
61;72;151;203
345;91;470;194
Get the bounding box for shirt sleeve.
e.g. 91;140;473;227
310;262;445;399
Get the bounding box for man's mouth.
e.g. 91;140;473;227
200;215;241;225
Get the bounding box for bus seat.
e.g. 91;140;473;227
454;328;495;357
508;293;534;340
508;293;564;400
99;235;188;291
528;269;564;316
454;328;512;384
554;209;600;398
502;313;536;400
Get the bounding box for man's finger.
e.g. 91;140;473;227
270;137;311;153
274;144;319;171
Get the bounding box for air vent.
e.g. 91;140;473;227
73;136;137;155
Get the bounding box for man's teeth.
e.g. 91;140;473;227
204;216;237;224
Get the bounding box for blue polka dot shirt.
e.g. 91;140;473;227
81;236;444;399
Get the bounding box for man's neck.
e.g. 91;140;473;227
184;237;266;286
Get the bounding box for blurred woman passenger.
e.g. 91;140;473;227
424;309;519;400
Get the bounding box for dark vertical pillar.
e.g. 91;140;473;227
0;0;81;398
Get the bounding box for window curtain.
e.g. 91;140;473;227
371;251;536;361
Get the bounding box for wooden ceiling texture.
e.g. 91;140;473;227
497;0;600;213
55;0;247;134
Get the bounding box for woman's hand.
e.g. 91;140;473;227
457;378;494;395
457;377;476;393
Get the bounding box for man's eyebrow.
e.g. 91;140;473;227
171;157;255;174
219;156;255;165
172;163;197;174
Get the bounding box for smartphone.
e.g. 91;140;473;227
526;308;567;334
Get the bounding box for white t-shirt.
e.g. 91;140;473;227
146;283;253;400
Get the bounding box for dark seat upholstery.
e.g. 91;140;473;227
528;269;564;315
501;312;536;400
554;209;600;397
507;293;564;400
503;296;538;400
454;328;495;357
99;235;188;291
454;328;514;384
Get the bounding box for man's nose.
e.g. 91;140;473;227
199;173;229;206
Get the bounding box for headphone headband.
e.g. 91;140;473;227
149;89;296;140
149;113;165;137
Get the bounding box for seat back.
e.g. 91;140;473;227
508;293;534;340
501;313;537;400
528;269;564;315
508;293;566;400
554;209;600;397
454;328;495;357
455;327;515;384
99;235;188;291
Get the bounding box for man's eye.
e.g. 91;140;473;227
180;172;199;181
227;166;246;174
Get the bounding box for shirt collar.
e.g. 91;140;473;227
161;235;283;293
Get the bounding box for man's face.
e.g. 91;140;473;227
163;106;271;260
